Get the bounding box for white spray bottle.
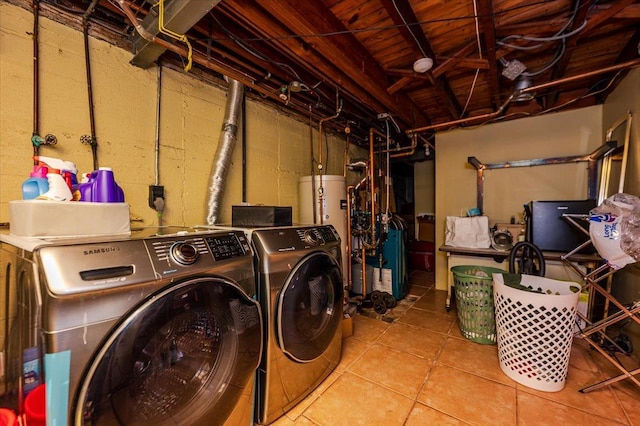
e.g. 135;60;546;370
33;156;77;201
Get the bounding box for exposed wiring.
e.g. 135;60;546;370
497;20;587;51
538;70;624;115
461;69;480;117
497;0;586;51
391;0;427;58
497;1;587;79
523;41;566;77
157;0;192;71
210;13;302;81
452;69;625;131
208;0;560;43
460;0;483;118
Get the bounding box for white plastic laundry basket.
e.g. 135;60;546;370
493;273;581;392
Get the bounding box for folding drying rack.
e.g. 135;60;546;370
562;213;640;393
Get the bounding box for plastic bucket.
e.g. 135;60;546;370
24;384;46;426
451;265;507;344
493;273;580;392
0;408;17;426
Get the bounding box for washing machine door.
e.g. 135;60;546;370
74;277;262;426
276;251;343;362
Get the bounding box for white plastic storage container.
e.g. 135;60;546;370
9;200;130;238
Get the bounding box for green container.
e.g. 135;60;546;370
451;265;507;345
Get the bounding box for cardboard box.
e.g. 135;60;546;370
417;217;435;242
408;241;434;271
342;316;354;338
9;200;130;238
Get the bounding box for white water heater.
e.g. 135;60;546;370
299;175;347;281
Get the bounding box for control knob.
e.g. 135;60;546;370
303;230;319;245
171;242;199;265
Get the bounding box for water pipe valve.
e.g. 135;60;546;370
31;133;57;147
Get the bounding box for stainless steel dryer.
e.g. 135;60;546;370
0;228;262;426
250;225;343;425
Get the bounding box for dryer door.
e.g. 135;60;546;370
74;277;262;426
276;252;343;362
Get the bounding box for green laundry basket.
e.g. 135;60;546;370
451;265;506;344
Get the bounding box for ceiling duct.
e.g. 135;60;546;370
130;0;221;69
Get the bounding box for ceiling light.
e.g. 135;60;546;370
413;57;433;73
512;75;535;102
289;81;302;92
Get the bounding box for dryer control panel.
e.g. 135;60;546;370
253;225;341;253
296;225;339;246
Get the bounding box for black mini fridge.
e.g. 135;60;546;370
526;199;597;253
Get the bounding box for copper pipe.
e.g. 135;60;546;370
346;185;354;290
407;58;640;135
406;94;516;135
343;133;350;177
116;0;332;127
368;128;378;245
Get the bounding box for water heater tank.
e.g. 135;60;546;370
299;175;347;281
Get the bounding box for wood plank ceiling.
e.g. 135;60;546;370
16;0;640;145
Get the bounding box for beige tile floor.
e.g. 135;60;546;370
272;270;640;426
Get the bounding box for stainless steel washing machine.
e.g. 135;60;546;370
250;225;343;425
0;228;262;425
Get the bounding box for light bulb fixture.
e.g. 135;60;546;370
413;57;433;73
512;75;535;102
289;80;302;92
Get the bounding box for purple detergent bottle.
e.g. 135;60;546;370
77;167;125;202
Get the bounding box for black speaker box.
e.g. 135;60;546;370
527;199;597;253
232;205;292;227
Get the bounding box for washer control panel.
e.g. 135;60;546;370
146;230;251;276
36;230;252;296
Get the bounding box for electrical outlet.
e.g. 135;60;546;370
148;185;165;209
377;112;390;119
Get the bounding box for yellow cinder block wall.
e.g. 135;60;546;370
0;2;363;226
434;106;604;290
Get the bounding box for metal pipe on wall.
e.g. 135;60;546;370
241;93;247;202
154;62;162;186
346;185;354;290
368;128;377;245
206;79;244;225
310;112;317;224
83;0;100;171
32;0;40;164
316;92;342;224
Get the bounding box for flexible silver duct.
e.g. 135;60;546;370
206;79;244;225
